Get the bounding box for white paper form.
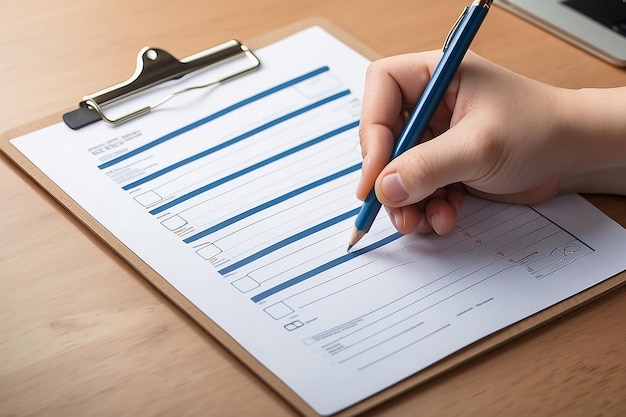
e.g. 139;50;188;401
11;26;626;416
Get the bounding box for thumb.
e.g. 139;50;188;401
374;119;485;206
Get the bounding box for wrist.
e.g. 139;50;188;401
557;86;626;195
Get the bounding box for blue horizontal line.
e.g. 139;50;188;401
124;89;351;190
184;162;361;244
149;120;359;215
219;207;361;276
250;232;404;303
98;66;330;170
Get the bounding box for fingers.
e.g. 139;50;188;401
385;186;464;235
356;123;395;200
357;52;471;236
374;117;486;207
357;52;442;201
425;186;464;234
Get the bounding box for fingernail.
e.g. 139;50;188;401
430;213;444;234
381;172;409;203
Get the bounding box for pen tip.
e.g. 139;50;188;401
347;228;366;252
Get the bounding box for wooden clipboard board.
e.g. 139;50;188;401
2;17;626;417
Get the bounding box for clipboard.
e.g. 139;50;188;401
2;18;626;417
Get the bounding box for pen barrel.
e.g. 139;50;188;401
352;3;490;237
354;189;382;232
390;4;489;160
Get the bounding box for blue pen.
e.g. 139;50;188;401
348;0;493;250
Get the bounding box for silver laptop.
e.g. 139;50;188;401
496;0;626;66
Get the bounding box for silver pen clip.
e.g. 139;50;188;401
443;0;492;52
443;6;469;52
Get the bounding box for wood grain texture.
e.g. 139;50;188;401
1;0;625;416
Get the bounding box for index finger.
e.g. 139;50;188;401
356;52;441;200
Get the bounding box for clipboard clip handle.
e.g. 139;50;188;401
63;40;261;130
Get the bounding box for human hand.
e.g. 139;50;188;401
357;51;605;235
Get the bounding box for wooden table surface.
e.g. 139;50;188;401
1;0;625;416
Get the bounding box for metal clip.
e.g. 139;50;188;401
63;40;261;129
443;6;469;52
